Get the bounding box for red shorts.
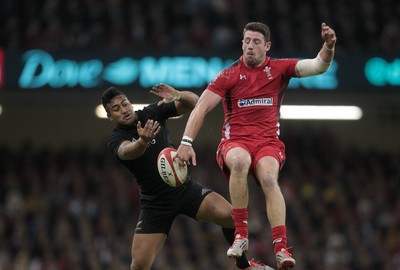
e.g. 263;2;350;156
216;137;286;183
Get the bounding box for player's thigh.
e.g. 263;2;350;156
195;192;234;228
254;156;280;186
131;233;167;269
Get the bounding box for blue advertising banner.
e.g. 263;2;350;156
1;49;399;92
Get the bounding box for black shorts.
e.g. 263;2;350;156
135;180;213;234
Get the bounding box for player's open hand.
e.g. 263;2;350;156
137;119;161;142
150;83;180;105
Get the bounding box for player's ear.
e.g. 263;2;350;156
265;41;271;52
107;113;113;121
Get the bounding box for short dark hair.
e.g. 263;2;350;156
243;22;271;42
102;87;126;113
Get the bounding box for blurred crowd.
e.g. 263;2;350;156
1;128;399;270
1;1;400;269
1;0;400;54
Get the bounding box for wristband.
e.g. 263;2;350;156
174;91;181;101
181;135;193;147
324;43;335;52
137;138;148;146
181;140;192;147
165;91;181;103
182;135;193;142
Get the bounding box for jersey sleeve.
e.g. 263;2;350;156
278;58;299;78
108;131;130;158
145;102;178;122
207;67;236;97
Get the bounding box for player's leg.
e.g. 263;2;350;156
196;192;273;270
224;146;252;209
130;205;174;270
254;156;284;228
223;146;252;258
130;233;167;270
254;156;295;270
195;191;232;226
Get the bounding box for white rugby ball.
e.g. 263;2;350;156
157;147;188;187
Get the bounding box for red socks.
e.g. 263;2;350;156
232;208;248;238
232;209;288;254
272;225;287;253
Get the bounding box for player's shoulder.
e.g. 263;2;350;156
269;57;299;66
268;57;299;74
227;59;241;69
109;122;139;142
142;102;176;120
109;126;125;138
107;127;129;155
139;102;158;116
215;59;241;80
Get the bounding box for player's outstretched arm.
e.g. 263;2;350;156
176;90;221;166
117;119;160;160
150;83;199;115
295;22;337;78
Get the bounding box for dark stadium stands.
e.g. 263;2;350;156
1;131;399;269
1;0;399;53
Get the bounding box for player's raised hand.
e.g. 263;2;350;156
321;22;337;47
137;119;160;142
150;83;181;105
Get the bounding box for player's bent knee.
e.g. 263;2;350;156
226;151;251;172
212;199;234;226
259;176;280;190
232;156;251;167
229;160;251;177
131;258;150;270
197;193;233;226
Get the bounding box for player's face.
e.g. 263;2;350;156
107;95;136;126
242;30;271;67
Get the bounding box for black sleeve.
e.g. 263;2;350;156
108;129;132;158
145;102;178;123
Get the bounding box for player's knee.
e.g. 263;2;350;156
216;208;235;227
229;155;251;174
130;258;149;270
218;203;234;221
214;200;234;226
201;194;233;226
259;174;279;190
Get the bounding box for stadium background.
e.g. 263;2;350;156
0;0;399;269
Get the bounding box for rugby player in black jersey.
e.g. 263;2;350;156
102;84;273;270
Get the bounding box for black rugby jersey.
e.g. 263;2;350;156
108;102;188;199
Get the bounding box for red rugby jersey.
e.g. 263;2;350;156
207;56;298;139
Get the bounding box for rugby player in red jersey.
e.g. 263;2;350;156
175;22;337;270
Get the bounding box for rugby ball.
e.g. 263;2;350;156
157;147;188;187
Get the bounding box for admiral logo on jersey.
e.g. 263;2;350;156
238;97;273;107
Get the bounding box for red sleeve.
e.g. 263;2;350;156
207;68;236;97
278;58;299;78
